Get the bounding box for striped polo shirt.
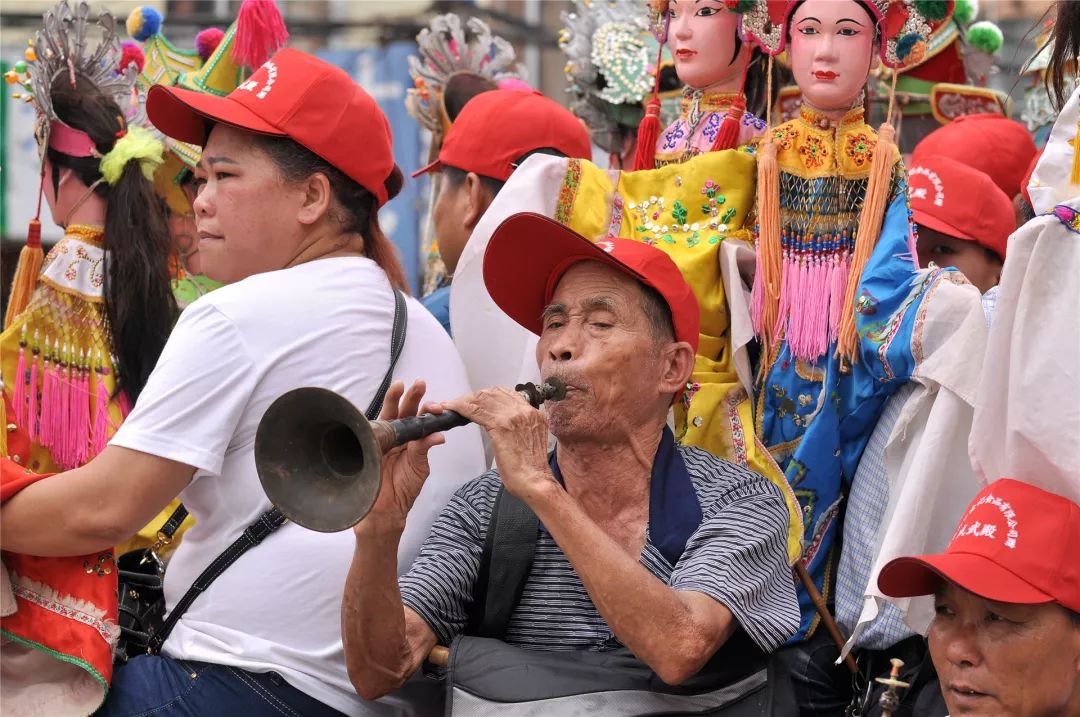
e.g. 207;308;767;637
399;436;800;654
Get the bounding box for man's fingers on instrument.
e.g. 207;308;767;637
400;380;428;418
380;381;406;420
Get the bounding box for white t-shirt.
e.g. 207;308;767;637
111;257;485;716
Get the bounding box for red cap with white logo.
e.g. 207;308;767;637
908;156;1014;261
412;90;592;181
147;48;397;207
878;479;1080;612
482;212;700;354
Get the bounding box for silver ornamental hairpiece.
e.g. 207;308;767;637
25;1;146;160
406;14;525;135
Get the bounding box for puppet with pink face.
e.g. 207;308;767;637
736;0;963;647
635;0;769;169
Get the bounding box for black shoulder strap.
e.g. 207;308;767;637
149;289;408;654
465;486;539;639
365;289;408;419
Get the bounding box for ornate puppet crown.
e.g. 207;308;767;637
8;1;145;162
406;14;525;139
561;0;676;154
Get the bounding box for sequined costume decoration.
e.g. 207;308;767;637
560;0;680;160
3;226;127;473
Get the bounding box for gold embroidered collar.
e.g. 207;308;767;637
65;224;105;247
797;104;865;133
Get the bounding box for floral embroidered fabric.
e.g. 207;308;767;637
655;88;767;167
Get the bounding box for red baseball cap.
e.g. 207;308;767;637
912;114;1037;199
147;48;397;207
412;90;591;181
878;479;1080;613
482;212;700;354
908;157;1014;261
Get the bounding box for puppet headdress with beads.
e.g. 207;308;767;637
561;0;678;158
406;14;525;152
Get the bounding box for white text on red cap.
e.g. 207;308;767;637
237;60;278;100
909;166;945;207
954;492;1020;549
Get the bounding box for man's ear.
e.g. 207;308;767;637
463;172;493;231
297;171;333;226
658;341;695;397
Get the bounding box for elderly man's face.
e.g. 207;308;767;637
536;262;683;442
929;581;1080;716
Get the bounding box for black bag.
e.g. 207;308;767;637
442;487;795;716
114;289;407;662
115;507;184;662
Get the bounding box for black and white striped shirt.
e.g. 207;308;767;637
399;443;800;654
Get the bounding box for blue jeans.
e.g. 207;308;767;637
96;655;347;717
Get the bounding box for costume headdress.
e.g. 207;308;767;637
560;0;677;161
406;14;525;293
407;14;525;153
745;0;954;363
4;1;149;328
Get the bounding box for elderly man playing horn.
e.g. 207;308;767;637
342;212;800;703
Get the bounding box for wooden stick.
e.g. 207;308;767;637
428;645;450;667
794;562;859;674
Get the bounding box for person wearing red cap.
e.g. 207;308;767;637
912;114;1038;205
878;479;1080;717
909;157;1013;294
344;212;799;705
412;89;592;336
0;48;487;715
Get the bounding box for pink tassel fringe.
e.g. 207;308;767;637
27;358;39;443
13;347;27;428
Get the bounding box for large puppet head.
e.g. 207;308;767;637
743;0;955;111
788;0;879;112
655;0;751;91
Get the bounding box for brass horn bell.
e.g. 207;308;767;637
254;387;382;533
254;379;566;533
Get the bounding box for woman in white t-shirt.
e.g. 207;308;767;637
0;49;485;717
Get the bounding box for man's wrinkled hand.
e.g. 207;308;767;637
441;387;557;501
355;380;444;538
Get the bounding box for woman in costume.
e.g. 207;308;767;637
636;0;770;169
2;5;175;480
0;3;175;712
